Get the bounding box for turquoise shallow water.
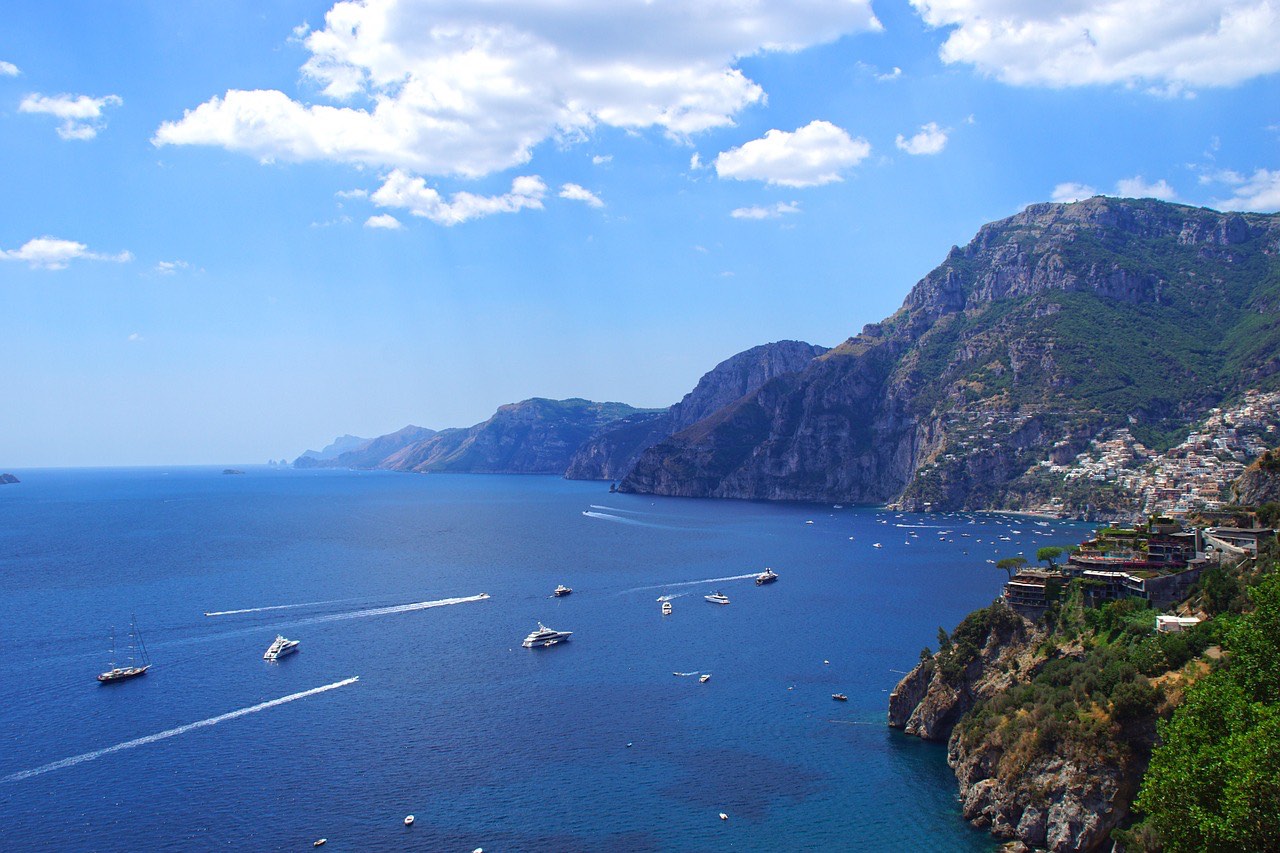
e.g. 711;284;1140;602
0;468;1086;851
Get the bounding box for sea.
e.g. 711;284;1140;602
0;467;1088;851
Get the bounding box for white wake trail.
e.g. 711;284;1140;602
2;677;360;784
286;594;489;627
625;573;759;594
203;599;347;617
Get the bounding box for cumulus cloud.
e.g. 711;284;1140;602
911;0;1280;92
0;60;19;77
19;93;122;140
876;66;902;81
364;213;404;229
559;183;604;208
1115;175;1177;200
370;170;547;225
1;237;132;270
714;120;871;187
591;155;612;165
155;260;191;275
1214;168;1280;211
730;201;801;219
1051;182;1099;203
895;121;948;155
153;0;881;177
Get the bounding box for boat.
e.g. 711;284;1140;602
263;635;300;661
700;674;711;683
553;584;573;597
404;815;415;827
661;600;673;615
522;622;572;648
755;568;779;585
719;812;728;820
704;592;730;605
832;693;848;701
97;616;151;684
313;840;326;848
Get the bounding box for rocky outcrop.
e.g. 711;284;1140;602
1232;450;1280;505
293;433;369;466
565;340;827;481
384;398;654;474
623;198;1280;510
0;473;19;484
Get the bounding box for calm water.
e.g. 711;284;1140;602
0;468;1085;851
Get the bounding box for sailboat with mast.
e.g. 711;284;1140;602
97;615;151;683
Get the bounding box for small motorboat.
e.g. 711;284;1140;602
832;693;848;701
313;840;327;848
553;584;572;597
704;591;730;605
719;812;729;820
404;815;415;827
699;674;711;683
661;600;673;615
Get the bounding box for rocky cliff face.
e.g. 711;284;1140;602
889;603;1145;852
1232;451;1280;505
623;198;1280;509
565;340;827;481
383;398;653;474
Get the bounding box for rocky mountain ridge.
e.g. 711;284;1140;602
621;197;1280;513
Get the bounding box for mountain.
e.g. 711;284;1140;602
622;198;1280;512
564;340;827;481
1233;449;1280;505
382;398;658;474
294;433;370;465
293;425;437;470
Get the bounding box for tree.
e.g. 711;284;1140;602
996;556;1028;580
1037;546;1064;569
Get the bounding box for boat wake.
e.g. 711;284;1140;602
624;573;759;594
203;599;351;617
672;671;702;677
588;504;649;515
1;677;360;784
287;594;490;627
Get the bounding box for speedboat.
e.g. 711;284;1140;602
263;635;300;661
704;592;730;605
522;622;572;648
404;815;415;827
832;693;848;701
755;568;779;585
553;585;572;597
661;600;673;615
700;674;711;683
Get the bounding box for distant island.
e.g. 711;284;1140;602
0;473;19;485
222;469;244;475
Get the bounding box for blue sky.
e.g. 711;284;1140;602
2;0;1279;466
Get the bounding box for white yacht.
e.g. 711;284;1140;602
704;592;730;605
661;600;673;615
522;622;572;648
263;635;299;661
755;568;779;585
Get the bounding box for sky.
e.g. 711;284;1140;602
2;0;1279;467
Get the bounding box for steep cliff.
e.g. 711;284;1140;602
1232;449;1280;505
622;198;1280;510
383;398;655;474
565;340;827;481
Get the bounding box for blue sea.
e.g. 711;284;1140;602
0;468;1087;851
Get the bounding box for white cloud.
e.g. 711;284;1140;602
155;260;191;275
1215;168;1280;211
559;183;604;208
19;93;122;140
0;237;132;270
714;120;871;187
1051;182;1099;203
911;0;1280;92
876;66;902;81
0;60;19;77
591;154;612;165
335;188;368;199
1114;175;1177;200
371;170;547;225
153;0;881;178
730;201;801;219
127;333;142;342
895;121;948;155
364;213;404;229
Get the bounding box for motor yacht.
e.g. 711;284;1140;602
522;622;572;648
263;635;300;661
704;592;730;605
553;585;572;597
755;568;779;585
